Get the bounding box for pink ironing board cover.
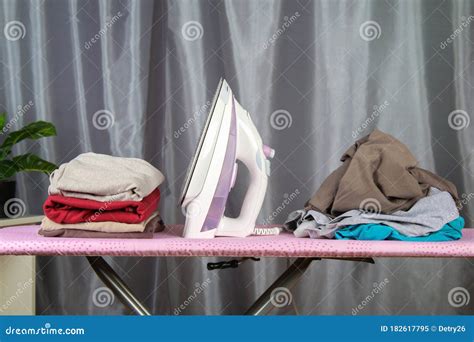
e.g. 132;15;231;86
0;225;473;258
0;226;474;258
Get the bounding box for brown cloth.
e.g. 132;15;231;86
38;215;165;239
307;130;459;217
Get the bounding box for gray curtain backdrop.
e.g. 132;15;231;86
1;0;473;315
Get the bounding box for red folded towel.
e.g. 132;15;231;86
44;188;160;224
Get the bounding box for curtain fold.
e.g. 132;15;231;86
0;0;472;315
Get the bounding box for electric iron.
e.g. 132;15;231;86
180;78;275;238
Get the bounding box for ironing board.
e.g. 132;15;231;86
1;225;473;315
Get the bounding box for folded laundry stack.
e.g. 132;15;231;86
39;153;165;239
285;130;464;241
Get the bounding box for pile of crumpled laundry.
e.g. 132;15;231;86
39;153;165;239
285;130;464;241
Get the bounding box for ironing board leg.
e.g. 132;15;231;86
245;257;375;315
86;256;151;316
245;258;316;315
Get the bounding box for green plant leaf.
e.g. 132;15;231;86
0;121;57;159
0;113;6;132
12;153;57;175
0;160;18;181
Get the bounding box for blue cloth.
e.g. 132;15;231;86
335;217;464;241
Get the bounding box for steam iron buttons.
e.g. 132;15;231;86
263;144;275;176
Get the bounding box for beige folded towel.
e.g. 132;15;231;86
39;214;164;238
48;152;165;202
41;212;160;233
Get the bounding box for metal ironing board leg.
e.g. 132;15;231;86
245;258;316;315
245;257;375;315
86;255;374;316
86;256;151;316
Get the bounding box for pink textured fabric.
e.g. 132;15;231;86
0;225;473;258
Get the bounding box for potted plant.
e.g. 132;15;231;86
0;113;57;218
